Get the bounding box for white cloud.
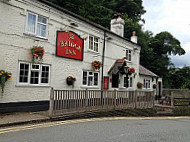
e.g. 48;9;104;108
143;0;190;67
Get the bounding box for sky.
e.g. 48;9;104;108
142;0;190;67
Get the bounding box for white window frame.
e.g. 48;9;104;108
123;75;133;88
88;35;99;53
17;61;50;86
143;79;151;89
126;49;132;62
25;12;47;38
82;71;99;87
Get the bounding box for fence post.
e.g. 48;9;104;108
85;88;88;112
152;91;155;108
114;89;117;110
171;91;174;107
49;87;54;118
135;90;137;109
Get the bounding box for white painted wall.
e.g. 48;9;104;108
0;0;140;103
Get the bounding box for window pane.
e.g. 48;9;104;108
124;76;127;87
94;37;98;42
37;24;46;37
83;71;87;85
89;72;93;75
30;71;39;84
19;63;29;83
94;73;98;86
38;15;47;24
126;50;129;60
130;77;132;87
129;54;131;61
41;66;49;84
89;36;93;50
88;76;93;86
27;13;36;33
94;42;98;52
32;64;40;70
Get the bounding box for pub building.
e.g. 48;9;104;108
0;0;162;112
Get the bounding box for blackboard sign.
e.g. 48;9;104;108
173;98;190;106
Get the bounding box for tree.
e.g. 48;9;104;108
168;66;190;89
140;32;185;87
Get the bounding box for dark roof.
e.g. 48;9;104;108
108;57;126;74
139;65;158;77
38;0;139;47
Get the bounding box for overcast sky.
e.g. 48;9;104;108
142;0;190;67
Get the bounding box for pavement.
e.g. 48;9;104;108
0;111;50;128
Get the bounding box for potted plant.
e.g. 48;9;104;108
66;76;76;87
153;84;157;89
137;82;143;89
30;46;45;63
0;70;12;93
91;60;102;71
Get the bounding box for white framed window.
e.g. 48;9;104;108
26;12;47;38
123;75;133;88
89;35;99;52
82;71;99;87
18;61;50;86
144;79;150;89
126;49;131;61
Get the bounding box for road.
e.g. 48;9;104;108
1;117;190;142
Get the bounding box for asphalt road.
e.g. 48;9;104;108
1;117;190;142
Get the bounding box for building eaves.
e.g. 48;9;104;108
38;0;140;47
139;65;158;77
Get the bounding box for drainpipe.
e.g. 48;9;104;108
101;31;106;103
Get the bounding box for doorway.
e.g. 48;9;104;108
112;74;119;88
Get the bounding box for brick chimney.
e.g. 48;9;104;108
110;13;125;37
130;31;137;44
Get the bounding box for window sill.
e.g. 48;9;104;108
80;86;99;89
87;49;100;55
23;33;48;41
16;84;51;88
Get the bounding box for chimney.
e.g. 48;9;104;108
110;13;125;37
130;31;137;43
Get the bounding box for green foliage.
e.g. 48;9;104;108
167;66;190;89
173;106;190;116
0;70;12;93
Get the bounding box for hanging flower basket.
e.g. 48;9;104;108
66;76;76;87
0;70;12;93
30;46;45;63
124;66;136;76
137;82;143;89
129;67;135;74
91;61;102;71
153;84;157;89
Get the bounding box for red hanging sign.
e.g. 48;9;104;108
104;76;109;90
56;31;84;61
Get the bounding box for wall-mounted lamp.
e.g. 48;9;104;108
106;37;112;40
70;22;78;27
